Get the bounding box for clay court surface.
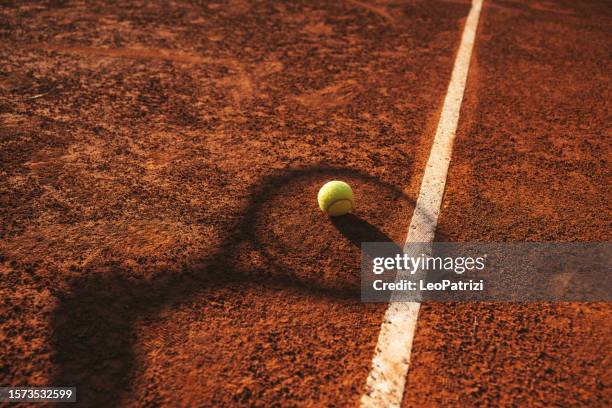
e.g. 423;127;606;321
1;0;610;406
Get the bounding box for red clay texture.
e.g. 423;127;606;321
404;1;611;407
0;1;472;406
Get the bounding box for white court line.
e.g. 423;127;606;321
360;0;483;407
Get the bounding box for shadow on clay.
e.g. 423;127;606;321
50;165;441;405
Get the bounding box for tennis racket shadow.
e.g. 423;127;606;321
50;166;433;406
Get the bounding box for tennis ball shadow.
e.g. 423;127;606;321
331;212;404;260
331;213;396;247
50;165;438;406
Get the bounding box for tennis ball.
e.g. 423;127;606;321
317;180;354;216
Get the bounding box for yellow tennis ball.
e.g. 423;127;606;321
317;180;354;216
